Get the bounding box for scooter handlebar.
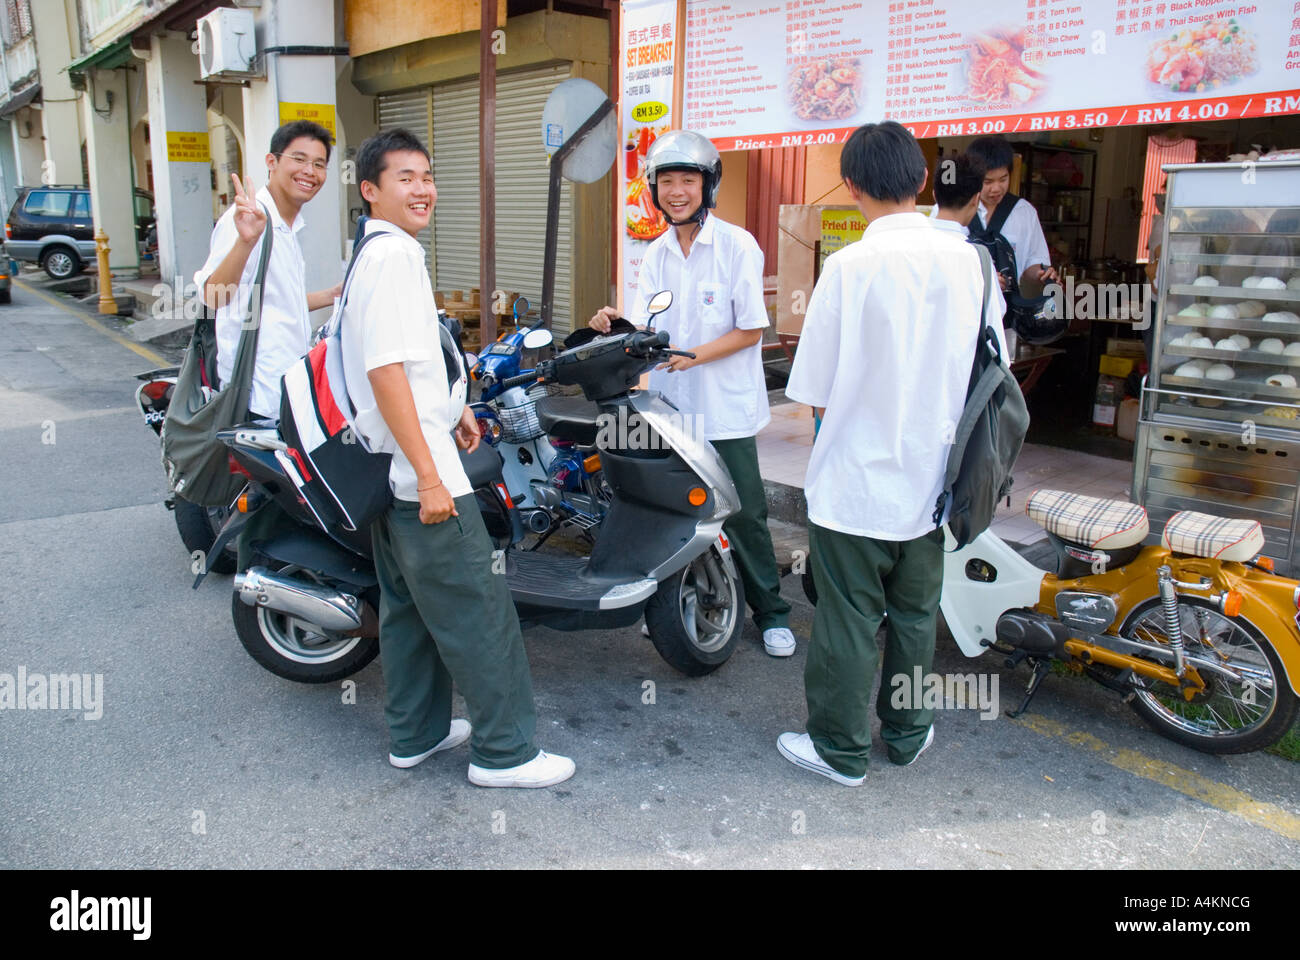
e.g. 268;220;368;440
498;371;543;390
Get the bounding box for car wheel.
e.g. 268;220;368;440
41;246;81;280
0;288;10;304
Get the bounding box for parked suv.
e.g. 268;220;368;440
5;185;156;280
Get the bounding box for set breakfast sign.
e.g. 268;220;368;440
675;0;1300;151
619;0;679;312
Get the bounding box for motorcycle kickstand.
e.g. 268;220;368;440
1006;657;1052;719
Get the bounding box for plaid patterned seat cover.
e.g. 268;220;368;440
1025;489;1149;549
1162;510;1265;562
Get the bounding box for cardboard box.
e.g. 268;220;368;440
1099;353;1137;378
1116;397;1139;441
1106;338;1146;358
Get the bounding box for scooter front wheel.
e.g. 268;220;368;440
1118;595;1298;754
644;545;746;677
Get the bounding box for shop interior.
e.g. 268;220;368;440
719;113;1300;461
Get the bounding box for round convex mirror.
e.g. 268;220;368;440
646;290;673;316
522;328;553;350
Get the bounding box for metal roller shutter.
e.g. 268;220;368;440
377;88;434;274
431;77;479;299
432;63;574;333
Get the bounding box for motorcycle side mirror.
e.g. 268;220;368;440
522;328;553;351
645;290;672;330
513;296;530;322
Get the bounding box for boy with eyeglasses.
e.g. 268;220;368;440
193;119;342;568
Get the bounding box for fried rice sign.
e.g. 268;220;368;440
676;0;1300;151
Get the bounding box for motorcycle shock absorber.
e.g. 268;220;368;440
1156;565;1186;677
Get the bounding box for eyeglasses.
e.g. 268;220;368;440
274;152;328;173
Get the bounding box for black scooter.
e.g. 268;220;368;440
204;291;748;681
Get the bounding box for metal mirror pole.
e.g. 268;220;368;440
540;98;614;329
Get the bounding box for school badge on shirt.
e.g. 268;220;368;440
701;288;715;306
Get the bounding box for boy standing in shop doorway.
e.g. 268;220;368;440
965;135;1060;291
588;129;796;658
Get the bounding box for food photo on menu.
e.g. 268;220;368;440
962;26;1045;108
625;123;670;242
786;56;863;123
1144;16;1258;96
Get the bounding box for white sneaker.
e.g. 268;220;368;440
468;749;576;788
763;626;796;657
389;718;471;768
897;726;935;767
776;732;864;786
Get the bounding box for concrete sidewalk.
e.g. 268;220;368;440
758;396;1135;548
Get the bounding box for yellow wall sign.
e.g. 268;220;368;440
820;209;867;256
278;102;337;139
166;131;210;164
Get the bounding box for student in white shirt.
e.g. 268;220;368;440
342;128;573;789
965;136;1059;293
777;121;999;785
194;120;341;419
589;130;795;657
193;121;341;571
932;153;983;235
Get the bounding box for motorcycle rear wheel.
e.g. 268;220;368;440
173;498;237;575
1118;596;1297;754
644;545;745;677
231;563;379;684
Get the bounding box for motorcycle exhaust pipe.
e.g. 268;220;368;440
234;567;363;632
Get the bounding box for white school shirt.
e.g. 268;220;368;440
786;211;1009;541
338;218;470;502
930;215;970;237
194;186;310;418
974;196;1051;281
630;214;770;440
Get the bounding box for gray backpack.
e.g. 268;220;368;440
932;246;1030;548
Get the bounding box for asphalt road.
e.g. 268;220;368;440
1;277;1297;870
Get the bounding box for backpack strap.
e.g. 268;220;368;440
982;192;1019;239
932;246;1003;526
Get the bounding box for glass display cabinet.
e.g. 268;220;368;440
1134;160;1300;572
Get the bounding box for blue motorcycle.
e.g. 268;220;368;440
471;296;611;544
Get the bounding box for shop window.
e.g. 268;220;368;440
1136;134;1195;263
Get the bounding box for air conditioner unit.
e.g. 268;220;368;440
197;8;256;79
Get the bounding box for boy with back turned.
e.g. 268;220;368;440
777;122;1005;785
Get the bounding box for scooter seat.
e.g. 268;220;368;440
1025;489;1149;550
1162;510;1265;562
535;396;602;446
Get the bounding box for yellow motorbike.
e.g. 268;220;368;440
940;489;1300;754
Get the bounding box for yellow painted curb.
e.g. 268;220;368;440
1015;712;1300;842
15;278;169;368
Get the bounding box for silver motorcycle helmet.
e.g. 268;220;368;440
645;130;722;227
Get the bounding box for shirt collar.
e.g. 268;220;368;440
862;211;931;236
256;186;305;235
665;212;716;260
932;217;969;236
363;216;423;249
